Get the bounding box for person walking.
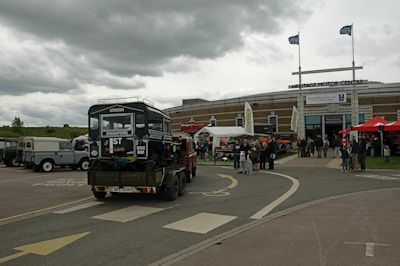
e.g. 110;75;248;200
333;135;341;158
239;139;250;173
384;145;391;164
341;145;349;172
310;138;315;158
268;137;278;170
232;139;241;169
300;137;307;157
351;136;360;172
260;142;268;170
359;134;367;171
324;134;330;158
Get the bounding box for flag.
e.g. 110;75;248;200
288;35;299;45
290;106;298;132
244;101;254;136
340;25;352;36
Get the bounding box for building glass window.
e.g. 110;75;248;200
236;118;243;127
305;115;322;138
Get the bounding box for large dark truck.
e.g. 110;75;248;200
0;138;20;167
87;99;189;200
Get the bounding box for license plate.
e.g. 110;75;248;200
112;186;134;193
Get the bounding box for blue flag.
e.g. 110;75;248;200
340;25;352;36
288;35;299;45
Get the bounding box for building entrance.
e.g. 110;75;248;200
325;115;343;146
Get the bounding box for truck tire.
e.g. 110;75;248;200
93;191;107;199
178;172;186;196
10;156;21;167
80;158;90;171
40;160;54;172
166;175;179;201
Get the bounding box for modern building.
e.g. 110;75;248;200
164;82;400;142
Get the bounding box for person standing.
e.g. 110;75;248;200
359;134;367;171
239;139;250;173
384;145;391;164
232;139;241;169
341;145;349;172
324;134;330;158
351;136;360;172
333;135;341;158
310;138;315;158
260;142;268;170
268;137;278;170
315;135;323;158
245;150;254;175
252;140;261;171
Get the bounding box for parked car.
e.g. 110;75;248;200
23;137;89;172
0;138;20;167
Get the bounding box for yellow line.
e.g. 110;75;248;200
0;250;29;264
0;196;94;223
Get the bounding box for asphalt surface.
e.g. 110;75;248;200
155;153;400;265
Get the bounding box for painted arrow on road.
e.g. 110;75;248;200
0;232;90;263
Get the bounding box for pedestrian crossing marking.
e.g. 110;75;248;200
92;206;164;223
53;202;105;214
163;213;237;234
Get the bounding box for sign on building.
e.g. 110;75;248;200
306;92;346;105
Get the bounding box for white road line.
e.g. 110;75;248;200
163;213;237;234
53;202;105;214
92;206;164;223
250;171;300;219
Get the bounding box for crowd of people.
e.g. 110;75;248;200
232;137;278;175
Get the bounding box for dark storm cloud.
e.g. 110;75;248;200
0;0;311;95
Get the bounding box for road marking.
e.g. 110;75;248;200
163;213;237;234
355;174;400;181
92;206;164;222
189;174;238;197
53;202;105;214
250;171;300;219
0;232;90;263
0;173;59;184
32;178;86;187
344;241;391;257
0;196;94;223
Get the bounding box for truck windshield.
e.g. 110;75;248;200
101;113;134;137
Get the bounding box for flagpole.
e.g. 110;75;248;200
298;31;302;90
351;23;355;82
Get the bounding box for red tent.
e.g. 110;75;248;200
384;120;400;131
353;116;389;132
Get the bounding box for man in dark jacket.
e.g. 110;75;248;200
268;137;278;170
359;134;367;171
315;135;323;158
232;139;241;169
351;136;360;172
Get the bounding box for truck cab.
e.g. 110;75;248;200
1;138;19;167
173;132;197;182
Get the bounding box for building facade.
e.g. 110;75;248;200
164;82;400;141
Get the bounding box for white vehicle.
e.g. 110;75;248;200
23;137;89;172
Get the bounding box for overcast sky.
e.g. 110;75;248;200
0;0;399;127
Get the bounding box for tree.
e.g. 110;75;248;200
11;117;24;128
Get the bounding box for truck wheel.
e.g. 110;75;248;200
80;159;90;171
178;172;186;196
93;191;107;199
10;157;21;167
40;160;54;172
185;169;192;183
166;175;179;201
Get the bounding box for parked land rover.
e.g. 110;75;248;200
23;137;89;172
173;132;197;182
0;138;20;167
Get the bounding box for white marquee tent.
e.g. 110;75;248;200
194;126;247;150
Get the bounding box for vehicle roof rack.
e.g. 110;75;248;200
97;97;154;107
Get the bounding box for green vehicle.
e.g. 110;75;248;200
0;138;20;167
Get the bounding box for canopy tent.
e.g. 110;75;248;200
353;116;389;132
385;120;400;131
194;126;246;150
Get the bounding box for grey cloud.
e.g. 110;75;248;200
0;0;313;96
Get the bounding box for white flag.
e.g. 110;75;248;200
291;106;298;132
244;101;254;136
